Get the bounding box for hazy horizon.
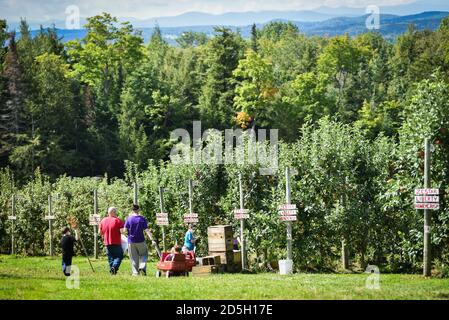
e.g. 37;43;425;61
1;0;417;23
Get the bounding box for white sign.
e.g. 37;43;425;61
233;209;249;214
278;204;297;210
156;218;169;226
415;196;439;203
278;210;298;216
415;188;439;196
184;213;199;223
280;215;297;221
184;217;199;223
156;212;169;226
44;215;56;220
415;203;439;210
8;216;17;220
234;213;250;220
89;214;101;226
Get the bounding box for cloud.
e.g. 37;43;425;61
0;0;415;22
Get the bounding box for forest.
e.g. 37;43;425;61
1;13;449;274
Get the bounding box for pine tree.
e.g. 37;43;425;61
2;32;26;136
0;32;27;164
251;23;258;52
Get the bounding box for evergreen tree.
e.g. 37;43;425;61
199;27;244;129
1;32;27;161
251;23;258;52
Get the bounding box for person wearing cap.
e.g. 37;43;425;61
100;207;126;275
124;204;152;276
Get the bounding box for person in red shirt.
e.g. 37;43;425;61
100;207;125;275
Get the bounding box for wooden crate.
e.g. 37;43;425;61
208;225;234;252
233;250;241;265
207;225;233;236
208;238;233;252
191;265;218;277
197;256;221;266
209;251;234;265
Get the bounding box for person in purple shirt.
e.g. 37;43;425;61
125;204;151;276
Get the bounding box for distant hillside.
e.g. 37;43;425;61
24;11;449;45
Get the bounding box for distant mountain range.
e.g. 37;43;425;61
23;11;449;45
6;0;449;30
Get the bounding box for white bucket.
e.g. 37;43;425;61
121;235;129;255
279;259;293;275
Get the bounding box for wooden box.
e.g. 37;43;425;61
208;225;234;252
233;250;241;265
209;251;234;265
191;265;218;277
197;256;221;266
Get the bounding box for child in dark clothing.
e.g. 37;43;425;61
60;226;80;276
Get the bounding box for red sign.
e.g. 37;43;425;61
278;210;298;216
184;213;199;223
234;213;250;220
280;215;297;221
156;219;169;226
278;204;297;210
415;203;439;210
415;188;439;196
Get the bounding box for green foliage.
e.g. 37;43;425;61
2;16;449;273
233;49;277;128
260;21;299;42
176;31;208;48
199;27;245;129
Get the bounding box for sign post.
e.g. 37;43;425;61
277;167;298;275
285;167;293;261
92;190;99;259
184;179;199;224
413;138;437;277
158;186;167;252
9;194;17;255
45;195;56;257
238;173;247;270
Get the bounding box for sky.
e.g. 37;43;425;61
1;0;416;22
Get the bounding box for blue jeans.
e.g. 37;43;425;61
62;255;73;276
106;245;123;272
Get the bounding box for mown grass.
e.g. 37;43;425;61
0;255;448;300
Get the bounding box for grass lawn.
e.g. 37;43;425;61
0;255;448;300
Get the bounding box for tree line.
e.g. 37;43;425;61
1;14;449;179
